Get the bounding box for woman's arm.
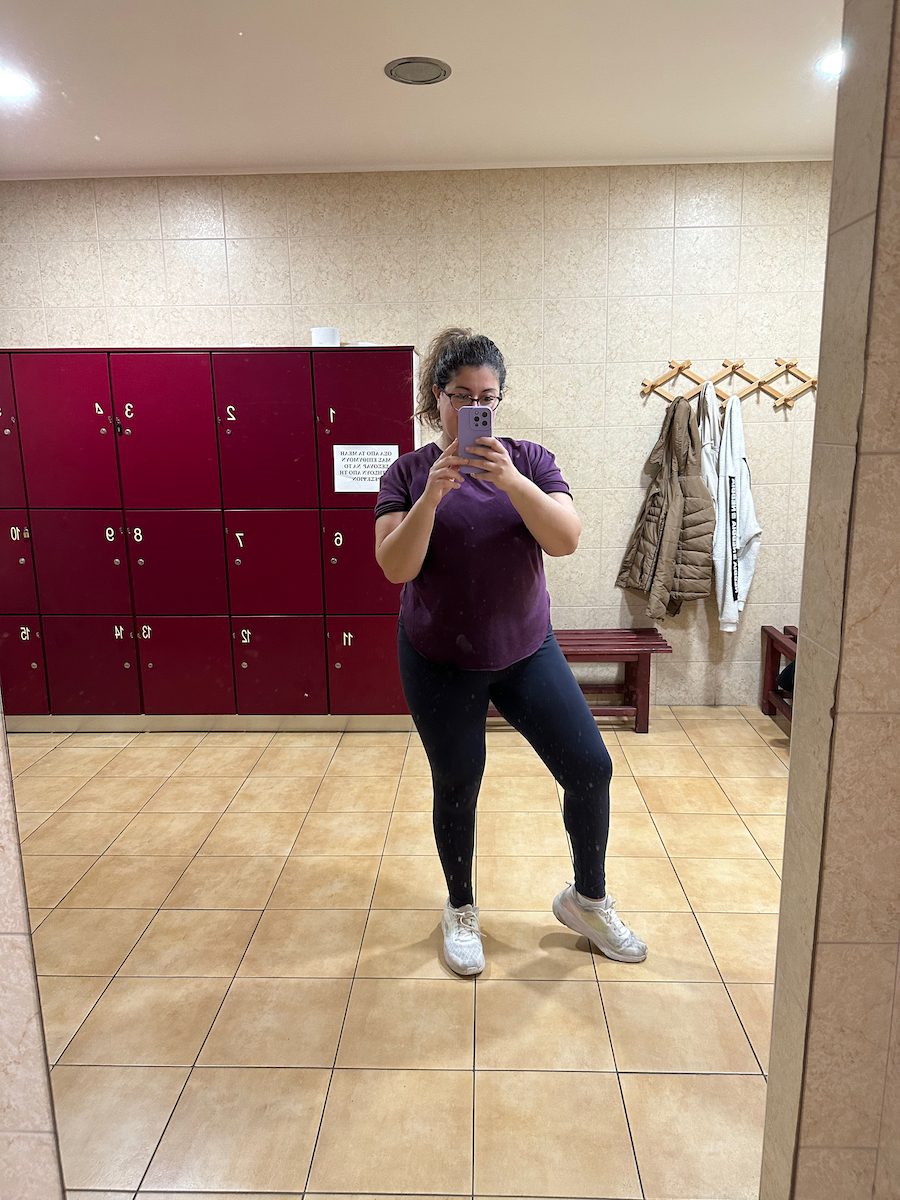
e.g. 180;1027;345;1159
505;480;581;556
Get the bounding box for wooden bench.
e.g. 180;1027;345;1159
761;625;798;722
489;628;672;733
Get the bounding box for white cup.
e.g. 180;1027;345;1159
311;326;340;346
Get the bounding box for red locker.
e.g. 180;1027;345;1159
43;615;141;714
313;350;414;509
30;510;131;614
213;352;318;509
322;509;402;615
111;353;220;509
126;510;228;615
1;511;37;613
0;616;48;715
325;615;407;715
136;616;235;714
0;356;26;508
225;510;322;615
232;616;327;714
12;353;119;508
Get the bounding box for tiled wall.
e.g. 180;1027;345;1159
761;0;900;1196
0;162;831;704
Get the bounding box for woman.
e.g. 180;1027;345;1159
375;329;647;975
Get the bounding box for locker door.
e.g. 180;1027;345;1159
12;353;119;508
232;617;327;714
214;352;318;509
126;511;228;615
1;511;37;613
0;616;48;715
43;616;140;715
30;510;131;614
0;355;26;508
322;509;402;615
111;353;220;509
325;615;407;715
225;510;322;615
136;616;235;715
313;350;414;509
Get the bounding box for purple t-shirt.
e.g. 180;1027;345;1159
375;438;571;670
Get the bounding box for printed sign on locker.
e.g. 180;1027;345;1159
333;444;399;493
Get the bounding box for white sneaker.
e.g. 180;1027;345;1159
552;883;648;963
441;901;485;975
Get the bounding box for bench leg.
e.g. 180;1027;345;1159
761;633;780;715
624;654;652;733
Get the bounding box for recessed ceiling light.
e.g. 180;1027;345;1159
816;50;844;76
0;67;35;99
384;57;451;85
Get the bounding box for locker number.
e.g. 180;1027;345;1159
105;527;116;542
226;405;237;421
329;407;336;423
9;526;21;541
241;629;252;644
141;625;152;640
342;632;353;646
19;626;31;641
334;532;343;547
123;403;134;419
132;527;143;542
235;532;244;547
113;625;124;640
94;402;104;415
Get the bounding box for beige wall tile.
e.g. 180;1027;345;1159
158;176;224;238
608;228;673;296
671;293;738;360
675;162;743;227
38;242;103;307
0;1131;63;1199
655;659;717;706
795;1148;878;1200
288;238;352;303
808;161;834;235
230;304;294;347
739;225;808;293
674;226;740;294
607;295;671;361
480;299;542;363
414;170;479;233
800;443;856;656
416;230;479;301
167;305;232;346
481;229;542;300
0;933;54;1130
479;168;543;233
353;303;417;346
293;301;357;344
805;227;828;290
222;174;287;238
742;162;810;225
286;172;350;239
226;238;291;306
0;243;42;306
543;165;609;229
609;164;675;227
736;292;802;357
163;239;228;305
99;240;166;307
543;227;607;297
351;235;417;302
541;426;604;490
497;363;543;427
416;302;480;354
32;179;97;240
350;172;417;236
94;177;161;240
861;157;900;453
44;307;108;346
0;308;47;347
543;298;605;364
0;181;36;241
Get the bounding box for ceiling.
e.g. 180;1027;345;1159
0;0;844;179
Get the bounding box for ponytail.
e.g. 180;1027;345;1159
416;328;506;430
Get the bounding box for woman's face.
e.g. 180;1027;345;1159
434;365;502;444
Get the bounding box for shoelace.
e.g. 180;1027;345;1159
454;910;484;940
569;884;633;945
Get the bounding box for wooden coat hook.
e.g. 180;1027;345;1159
641;358;817;411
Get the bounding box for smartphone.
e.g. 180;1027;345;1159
456;406;493;476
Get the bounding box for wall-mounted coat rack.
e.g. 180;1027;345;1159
641;358;817;410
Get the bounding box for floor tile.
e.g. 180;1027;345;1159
385;810;437;854
636;776;735;814
338;730;410;749
106;812;219;856
401;744;432;775
695;913;780;983
143;1067;329;1192
22;854;96;907
163;856;284;909
601;857;692;912
62;1190;134;1199
601;981;760;1073
679;719;769;747
118;909;260;977
482;747;552;778
609;776;649;812
479;911;597;981
58;776;167;813
197;811;304;856
391;775;436;811
652;813;765;857
12;775;92;811
198;978;350;1067
174;746;264;776
607;812;668;857
617;720;692;747
649;704;675;719
769;857;783;878
326;744;407;776
746;716;791;746
52;1064;188;1191
15;810;49;838
59;977;228;1066
129;731;206;748
620;1073;767;1200
32;908;154;975
96;747;191;777
36;975;110;1062
307;1068;472;1195
475;979;614;1070
227;775;319;811
310;775;398;811
743;814;787;858
60;856;191;909
670;705;745;720
607;745;630;775
719;777;789;814
698;746;789;778
237;909;367;977
476;811;570;857
248;745;333;776
21;811;133;855
291;811;390;855
141;777;242;812
7;731;68;747
372;854;449;909
61;732;137;748
774;745;790;765
476;775;561;811
476;855;572;910
18;746;119;777
199;730;275;747
727;983;774;1072
356;908;463;979
474;1071;640;1198
620;745;712;777
269;730;342;747
27;905;52;929
672;857;782;913
267;855;379;908
336;978;474;1068
591;912;720;982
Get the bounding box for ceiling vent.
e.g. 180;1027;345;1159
384;57;451;85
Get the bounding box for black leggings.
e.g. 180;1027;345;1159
398;621;612;908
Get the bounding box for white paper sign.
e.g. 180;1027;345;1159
333;443;399;492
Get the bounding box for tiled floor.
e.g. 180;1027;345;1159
10;704;790;1200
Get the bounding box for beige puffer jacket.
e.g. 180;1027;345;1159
617;397;715;620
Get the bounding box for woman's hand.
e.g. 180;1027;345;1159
421;438;467;509
463;436;521;493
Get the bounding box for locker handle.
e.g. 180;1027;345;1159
137;558;145;566
115;417;123;436
334;662;341;669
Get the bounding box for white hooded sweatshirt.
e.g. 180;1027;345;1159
713;395;762;632
697;380;720;501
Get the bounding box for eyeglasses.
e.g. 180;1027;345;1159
441;391;502;411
